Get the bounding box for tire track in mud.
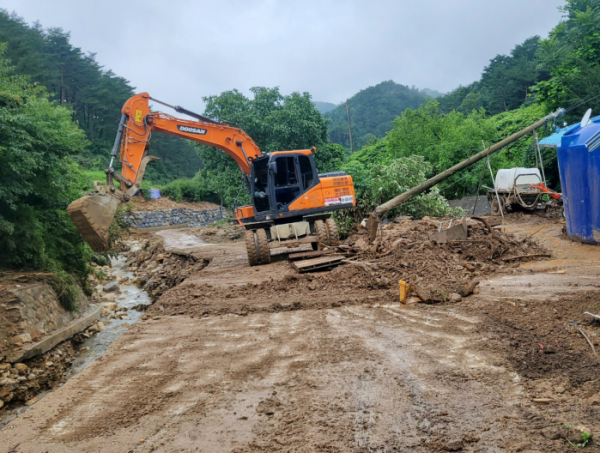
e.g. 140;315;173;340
4;304;557;452
324;306;533;451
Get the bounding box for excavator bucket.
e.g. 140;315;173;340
67;193;120;252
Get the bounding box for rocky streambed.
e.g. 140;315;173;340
0;242;151;428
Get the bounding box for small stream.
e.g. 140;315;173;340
0;241;151;428
70;246;151;373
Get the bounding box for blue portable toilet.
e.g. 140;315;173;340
557;117;600;243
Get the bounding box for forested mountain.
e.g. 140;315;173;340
439;0;600;122
324;81;430;151
438;36;550;115
313;101;337;114
0;10;202;183
336;0;600;218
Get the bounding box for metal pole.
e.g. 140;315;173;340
533;130;546;184
487;154;504;220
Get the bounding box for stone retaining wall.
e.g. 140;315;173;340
124;208;226;229
0;281;91;363
448;195;491;216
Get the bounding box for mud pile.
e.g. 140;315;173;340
238;217;549;305
192;222;245;243
133;217;550;319
336;217;550;302
127;237;209;300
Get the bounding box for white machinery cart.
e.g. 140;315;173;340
487;168;545;215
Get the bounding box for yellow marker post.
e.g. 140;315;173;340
399;280;407;303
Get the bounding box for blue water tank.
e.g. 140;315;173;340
557;117;600;244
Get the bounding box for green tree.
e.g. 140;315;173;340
369;101;550;200
0;45;90;280
335;151;459;234
0;10;200;182
439;37;547;115
534;0;600;120
180;87;335;207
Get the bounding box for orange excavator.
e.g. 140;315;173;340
67;93;356;265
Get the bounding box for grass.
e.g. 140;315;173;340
81;170;155;191
45;272;81;312
211;217;235;227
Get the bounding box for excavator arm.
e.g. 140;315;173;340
68;92;262;252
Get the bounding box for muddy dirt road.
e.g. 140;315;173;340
1;218;599;452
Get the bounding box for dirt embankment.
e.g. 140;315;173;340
128;195;220;212
127;237;210;301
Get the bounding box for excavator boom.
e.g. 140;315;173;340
68;93;262;251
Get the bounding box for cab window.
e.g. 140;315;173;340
274;156;298;187
274;156;300;208
252;158;270;212
299;155;314;190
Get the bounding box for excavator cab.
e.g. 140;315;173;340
249;152;319;220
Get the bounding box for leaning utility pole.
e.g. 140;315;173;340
346;100;354;153
365;108;565;237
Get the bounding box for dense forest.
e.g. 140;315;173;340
0;10;202;184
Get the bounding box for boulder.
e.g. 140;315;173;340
103;281;120;293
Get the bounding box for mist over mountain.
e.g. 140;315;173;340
324;80;434;150
313;101;338;114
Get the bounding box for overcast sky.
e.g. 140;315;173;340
3;0;565;110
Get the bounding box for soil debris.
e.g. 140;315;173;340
128;195;220;212
127;216;551;320
127;236;210;300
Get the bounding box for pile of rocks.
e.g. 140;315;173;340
124;208;225;229
98;302;129;321
88;265;133;322
0;342;76;410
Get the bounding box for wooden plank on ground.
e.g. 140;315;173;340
292;255;345;273
288;249;335;260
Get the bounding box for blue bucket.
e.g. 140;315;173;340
557;118;600;243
